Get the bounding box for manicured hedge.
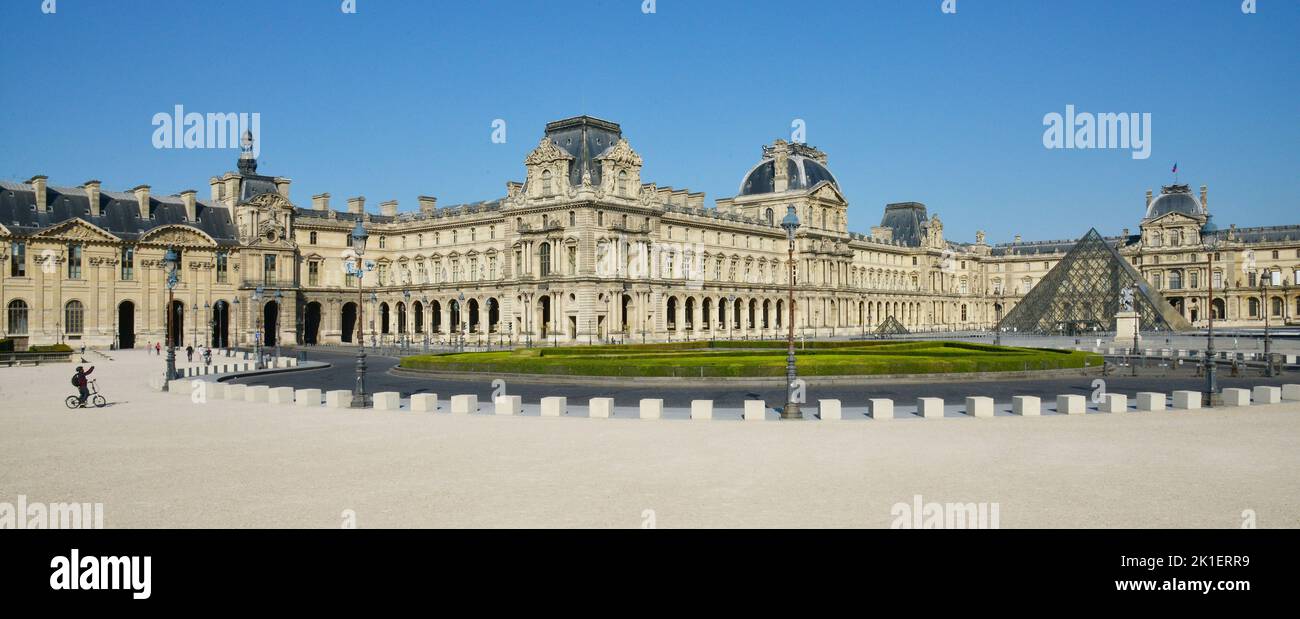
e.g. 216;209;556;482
27;344;74;353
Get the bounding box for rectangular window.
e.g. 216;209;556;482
378;264;389;285
216;252;228;283
1248;272;1256;287
308;261;320;286
1213;271;1222;289
263;254;276;284
10;242;25;277
67;244;83;279
121;246;135;280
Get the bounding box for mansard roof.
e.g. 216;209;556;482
0;180;239;244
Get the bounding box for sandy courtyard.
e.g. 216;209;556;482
2;350;1298;528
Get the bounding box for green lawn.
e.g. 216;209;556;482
398;341;1103;378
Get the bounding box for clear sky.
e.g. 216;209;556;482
1;0;1296;244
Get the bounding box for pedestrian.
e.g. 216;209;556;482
186;345;194;362
155;342;161;356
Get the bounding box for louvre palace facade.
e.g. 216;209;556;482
2;115;1298;350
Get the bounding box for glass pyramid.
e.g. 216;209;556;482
875;315;910;336
997;228;1193;334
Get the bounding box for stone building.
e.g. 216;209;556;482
1;116;1296;349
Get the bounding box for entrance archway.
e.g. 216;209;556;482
211;300;230;347
304;302;322;345
538;296;551;337
263;301;279;347
341;302;357;343
117;300;135;349
169;300;184;347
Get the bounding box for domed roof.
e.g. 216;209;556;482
1145;184;1204;219
739;154;838;196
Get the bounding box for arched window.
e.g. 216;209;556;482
1169;270;1183;290
1272;297;1284;317
65;300;85;334
1248;297;1260;317
417;234;423;247
489;226;495;240
309;231;317;245
539;242;552;277
765;208;774;225
7;299;29;334
569;211;576;227
541;170;553;196
617;170;628;196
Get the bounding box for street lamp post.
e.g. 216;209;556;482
232;297;241;356
1201;217;1221;404
274;289;284;364
161;247;179;391
191;303;198;347
780;205;801;420
727;294;736;342
1261;269;1274;377
403;289;411;353
421;295;430;353
204;301;211;348
253;285;265;369
350;221;371;408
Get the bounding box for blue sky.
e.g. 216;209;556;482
1;0;1297;244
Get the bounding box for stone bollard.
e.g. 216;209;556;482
168;378;191;394
639;398;663;420
225;384;248;401
245;385;270;403
1099;393;1127;413
965;396;994;418
410;393;438;413
268;386;295;404
295;388;322;408
1056;394;1085;415
1171;390;1201;410
916;397;944;419
1251;386;1281;405
325;390;351;409
540;396;567;417
494;395;522;416
1012;395;1041;416
818;399;842;421
203;382;227;400
743;400;766;421
690;400;713;421
451;394;479;415
868;398;894;421
589;397;615;419
373;392;401;411
1282;384;1300;401
1136;392;1166;411
1221;388;1250;407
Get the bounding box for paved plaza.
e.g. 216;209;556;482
2;349;1298;528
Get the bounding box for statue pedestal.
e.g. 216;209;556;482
1113;311;1141;349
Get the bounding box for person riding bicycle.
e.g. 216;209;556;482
72;365;95;408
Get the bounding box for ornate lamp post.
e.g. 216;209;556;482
403;289;411;352
273;289;284;364
253;285;266;369
350;220;371;408
160;247;180;390
204;301;211;348
1261;268;1274;377
232;297;241;355
421;294;430;353
780;205;801;420
1200;217;1221;404
191;303;198;347
368;292;378;349
727;294;737;342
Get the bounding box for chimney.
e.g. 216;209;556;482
418;195;437;214
131;184;151;219
1145;189;1153;207
1122;227;1130;237
28;176;48;211
209;177;222;202
1013;234;1022;244
347;196;365;215
83;180;102;217
380;200;398;217
274;177;292;200
1200;184;1208;211
180;190;197;222
312;193;330;211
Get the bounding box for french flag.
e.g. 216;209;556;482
1171;162;1178;174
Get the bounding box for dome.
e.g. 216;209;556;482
739;154;838;196
1145;184;1204;219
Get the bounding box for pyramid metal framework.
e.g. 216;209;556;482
875;315;910;336
997;229;1193;334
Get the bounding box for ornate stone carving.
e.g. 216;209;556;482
524;137;574;165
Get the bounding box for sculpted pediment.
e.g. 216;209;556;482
34;218;120;243
138;224;218;247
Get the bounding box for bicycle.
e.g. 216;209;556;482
65;379;107;409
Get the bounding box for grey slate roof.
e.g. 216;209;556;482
0;181;238;244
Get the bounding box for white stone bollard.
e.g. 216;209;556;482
965;396;994;418
743;400;766;421
268;386;295;404
295;388;322;407
916;397;944;419
1171;390;1201;410
203;382;226;400
245;385;270;403
690;400;713;421
325;390;351;408
1099;393;1127;413
1221;388;1250;407
818;399;842;421
1282;384;1300;401
540;396;567;417
168;378;191;394
589;397;614;419
451;394;478;415
1012;395;1041;416
372;392;401;411
868;398;893;420
1136;392;1165;411
494;395;522;416
1251;386;1281;405
639;398;663;420
225;384;247;401
410;393;438;413
1056;394;1085;415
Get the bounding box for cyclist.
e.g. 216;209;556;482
72;365;95;408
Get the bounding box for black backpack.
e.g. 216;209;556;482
71;374;79;386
